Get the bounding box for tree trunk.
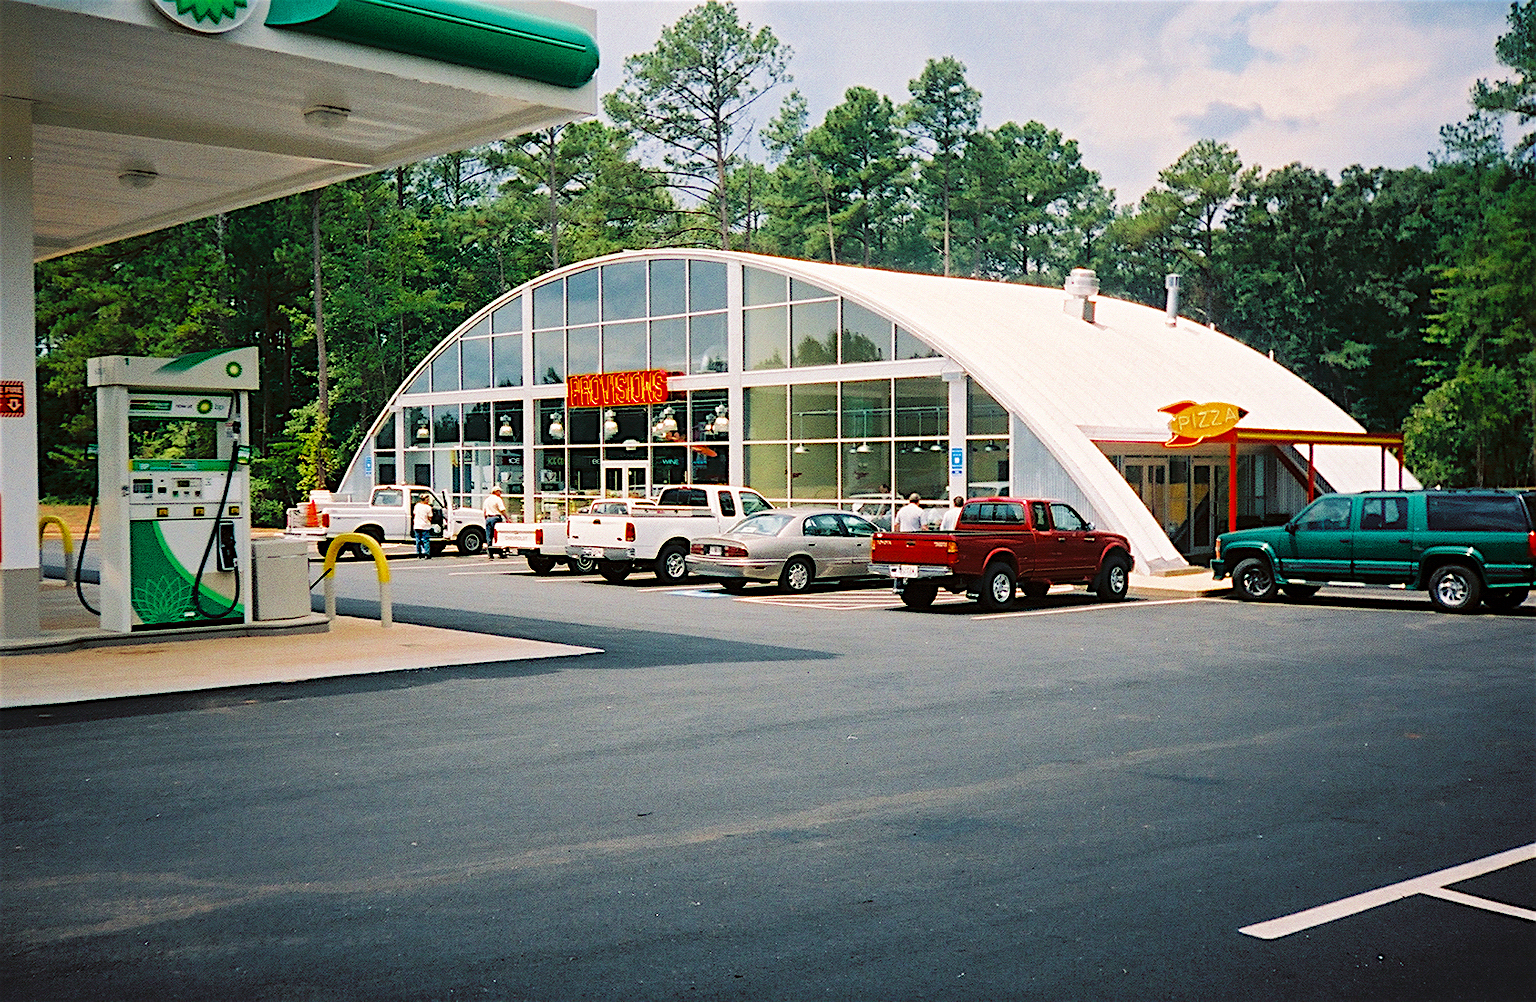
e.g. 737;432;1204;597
548;128;561;269
311;189;329;490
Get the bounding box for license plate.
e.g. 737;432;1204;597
583;547;603;558
892;564;920;578
707;545;723;556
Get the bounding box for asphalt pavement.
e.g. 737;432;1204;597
3;550;1532;1000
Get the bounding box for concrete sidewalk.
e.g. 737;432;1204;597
0;582;600;709
1129;568;1229;600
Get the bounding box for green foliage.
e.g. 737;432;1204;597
1473;1;1535;163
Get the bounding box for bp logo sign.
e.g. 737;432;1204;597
225;361;243;379
152;0;258;34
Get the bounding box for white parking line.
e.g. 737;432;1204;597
973;597;1212;620
1239;842;1536;940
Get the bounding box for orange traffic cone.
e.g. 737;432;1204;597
305;500;319;527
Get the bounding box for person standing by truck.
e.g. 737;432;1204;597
896;493;925;532
412;494;434;559
482;486;508;559
940;496;965;530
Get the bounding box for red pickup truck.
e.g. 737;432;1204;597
869;497;1134;611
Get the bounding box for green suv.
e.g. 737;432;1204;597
1211;490;1535;613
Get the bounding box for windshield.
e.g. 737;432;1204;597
732;512;795;536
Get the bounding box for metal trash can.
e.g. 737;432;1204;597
252;537;311;620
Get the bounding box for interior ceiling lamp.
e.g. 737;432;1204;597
303;104;351;129
602;410;619;441
117;168;158;189
547;415;564;441
660;407;678;436
498;416;514;438
710;404;729;435
793;443;807;454
856;442;871;454
415;421;429;441
930;441;943;452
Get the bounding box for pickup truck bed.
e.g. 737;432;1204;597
870;497;1133;611
565;486;773;584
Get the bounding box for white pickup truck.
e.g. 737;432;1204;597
492;499;654;574
285;485;486;556
565;485;774;584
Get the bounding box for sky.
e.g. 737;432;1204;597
585;1;1514;205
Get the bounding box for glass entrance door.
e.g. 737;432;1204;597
603;461;649;499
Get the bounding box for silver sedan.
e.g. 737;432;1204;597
686;508;880;593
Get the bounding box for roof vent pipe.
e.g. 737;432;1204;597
1164;274;1181;327
1063;268;1098;323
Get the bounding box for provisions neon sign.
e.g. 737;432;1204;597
567;369;670;409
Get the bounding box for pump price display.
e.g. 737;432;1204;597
128;393;232;421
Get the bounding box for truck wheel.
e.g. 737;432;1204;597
456;527;486;556
1484;587;1528;612
1021;580;1049;601
598;561;632;584
1427;563;1481;613
569;555;599;574
526;554;557;575
977;562;1016;611
719;578;749;594
1094;554;1131;603
655;543;690;584
779;557;814;594
899;581;938;609
1232;557;1277;601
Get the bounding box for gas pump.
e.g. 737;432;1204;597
87;348;259;632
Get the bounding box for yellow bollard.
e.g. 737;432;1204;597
38;516;75;586
319;533;392;627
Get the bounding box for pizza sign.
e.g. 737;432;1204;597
1159;400;1246;446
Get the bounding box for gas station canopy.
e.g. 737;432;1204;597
8;0;598;260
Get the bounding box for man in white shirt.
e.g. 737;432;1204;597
412;494;435;559
482;486;508;558
940;496;965;530
896;493;925;532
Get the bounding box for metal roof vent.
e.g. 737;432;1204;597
1164;273;1181;327
1063;268;1098;323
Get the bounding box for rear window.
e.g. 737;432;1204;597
659;487;707;507
1425;494;1530;532
734;512;793;536
965;502;1026;524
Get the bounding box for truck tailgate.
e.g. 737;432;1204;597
871;533;954;566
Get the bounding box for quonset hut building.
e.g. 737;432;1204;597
333;250;1416;573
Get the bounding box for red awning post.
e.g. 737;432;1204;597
1307;444;1316;502
1380;446;1386;490
1228;437;1239;534
1398;447;1405;489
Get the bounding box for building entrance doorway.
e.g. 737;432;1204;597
603;461;649;499
1114;455;1228;562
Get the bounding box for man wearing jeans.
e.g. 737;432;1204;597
412;494;435;559
482;486;508;558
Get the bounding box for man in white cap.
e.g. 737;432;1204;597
482;485;508;558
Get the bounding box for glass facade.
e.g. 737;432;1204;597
349;253;1011;520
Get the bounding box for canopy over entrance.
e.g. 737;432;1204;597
0;0;598;637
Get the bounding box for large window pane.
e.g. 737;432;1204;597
843;440;891;498
568;325;600;376
432;404;460;445
896;445;946;500
492;295;522;333
602;261;647;320
841;379;891;439
373;412;396;450
690;389;729;441
791;278;833;301
566;406;599;445
461;336;491;389
431;343;460;392
603;321;648;372
896;376;948;438
496;446;523;499
492;334;522;387
791;299;838;367
968;379;1009;435
968;439;1010;496
567;268;599;325
744;385;787;440
744;306;787;370
537;399;566;445
406;367;430;395
691;443;728;485
896;325;940;360
405;406;430;446
650;259;687;316
689;260;726;312
534;330;564;384
790;442;838;499
463;402;492;444
607;406;649;446
533;279;563;329
536;448;566;493
841;301;890;362
790;382;837;440
651;317;687;374
691;312;727;373
652;446;687;487
744;266;787;306
745;443;787;498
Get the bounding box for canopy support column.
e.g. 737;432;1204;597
1227;437;1238;536
1308;444;1316;502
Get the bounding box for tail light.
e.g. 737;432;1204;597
690;543;705;554
625;522;636;542
724;545;748;557
535;528;543;546
1528;531;1535;560
321;512;330;528
947;540;957;554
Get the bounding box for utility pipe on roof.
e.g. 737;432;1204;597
1164;274;1180;327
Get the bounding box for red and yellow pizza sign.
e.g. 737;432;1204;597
567;369;670;409
1159;400;1247;447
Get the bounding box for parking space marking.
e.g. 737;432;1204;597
735;590;970;611
1239;842;1536;940
973;597;1212;620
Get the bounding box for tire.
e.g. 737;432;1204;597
1094;554;1131;603
569;555;599;575
655;543;690;584
899;580;938;609
1281;584;1320;601
1484;587;1529;613
526;553;557;575
456;527;486;556
977;562;1016;611
1427;563;1481;613
1021;580;1049;601
598;561;632;584
779;557;814;594
1231;556;1277;602
719;578;749;594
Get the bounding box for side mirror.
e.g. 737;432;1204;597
1285;521;1298;534
1084;522;1096;531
